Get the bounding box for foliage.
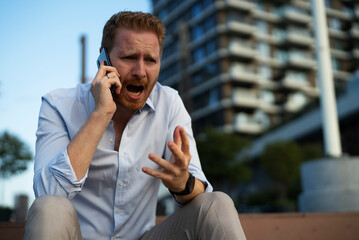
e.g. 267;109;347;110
0;131;32;178
258;140;323;204
260;141;303;186
196;127;252;184
301;143;323;161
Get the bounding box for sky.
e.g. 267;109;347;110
0;0;151;208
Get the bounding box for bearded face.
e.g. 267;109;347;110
109;28;161;112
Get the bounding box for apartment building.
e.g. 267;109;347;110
151;0;359;136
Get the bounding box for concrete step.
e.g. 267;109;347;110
2;212;359;240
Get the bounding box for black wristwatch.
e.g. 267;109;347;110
169;172;195;196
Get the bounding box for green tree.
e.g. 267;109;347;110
259;141;322;204
0;131;32;178
196;127;252;188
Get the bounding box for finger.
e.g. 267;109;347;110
148;153;174;171
168;141;188;167
179;127;191;156
96;63;120;79
102;72;122;93
142;167;171;182
173;126;182;148
142;167;162;178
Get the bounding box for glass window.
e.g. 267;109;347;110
257;42;270;58
209;87;220;106
286;71;307;84
191;25;204;41
193;47;205;63
332;38;343;50
258;65;272;80
204;15;216;31
260;89;275;104
273;27;286;40
256;20;268;34
287;92;307;110
191;2;202;17
206;39;217;54
275;49;288;63
254;110;270;128
331;57;340;70
329;18;341;30
203;0;214;8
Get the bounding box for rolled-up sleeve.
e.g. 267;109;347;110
34;95;87;199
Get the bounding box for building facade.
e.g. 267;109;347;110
152;0;359;137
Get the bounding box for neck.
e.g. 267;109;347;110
112;104;135;124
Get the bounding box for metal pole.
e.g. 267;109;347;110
80;35;86;84
310;0;342;157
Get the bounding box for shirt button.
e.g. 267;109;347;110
109;139;114;143
120;153;125;157
119;181;124;186
116;209;121;214
112;237;116;240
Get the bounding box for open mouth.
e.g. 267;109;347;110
126;84;144;97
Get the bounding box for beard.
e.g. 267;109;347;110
113;77;157;112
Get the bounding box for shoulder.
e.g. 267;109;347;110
151;82;181;105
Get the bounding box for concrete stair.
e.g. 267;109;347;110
2;212;359;240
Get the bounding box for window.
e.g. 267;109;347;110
260;89;275;104
331;57;340;70
329;18;341;30
258;65;272;80
191;2;202;18
192;25;204;41
209;87;220;106
256;20;268;34
273;27;286;40
275;49;288;63
193;47;205;63
286;71;308;85
257;42;270;58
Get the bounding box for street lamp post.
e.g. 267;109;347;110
299;0;359;213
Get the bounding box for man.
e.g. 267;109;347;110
24;11;247;240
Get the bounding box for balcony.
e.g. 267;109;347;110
280;8;311;25
282;55;316;70
276;32;314;48
228;39;257;60
229;64;259;84
350;27;359;39
226;20;256;36
232;88;259;108
225;0;255;11
233;112;265;134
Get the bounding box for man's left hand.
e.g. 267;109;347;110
142;126;191;193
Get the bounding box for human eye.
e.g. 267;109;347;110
145;57;156;64
121;55;137;61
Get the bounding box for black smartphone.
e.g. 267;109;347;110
97;48;115;93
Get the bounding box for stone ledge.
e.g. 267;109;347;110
2;212;359;240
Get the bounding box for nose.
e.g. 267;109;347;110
132;60;146;79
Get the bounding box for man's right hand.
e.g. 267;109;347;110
91;61;121;118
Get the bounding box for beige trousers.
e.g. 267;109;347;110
24;192;247;240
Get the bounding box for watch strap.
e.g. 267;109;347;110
169;172;195;196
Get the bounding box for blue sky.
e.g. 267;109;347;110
0;0;151;207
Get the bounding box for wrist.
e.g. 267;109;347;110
169;172;195;196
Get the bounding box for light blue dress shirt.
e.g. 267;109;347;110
33;82;212;240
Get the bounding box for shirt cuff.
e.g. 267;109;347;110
49;148;88;197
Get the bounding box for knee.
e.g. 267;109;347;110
189;191;238;220
27;195;76;220
194;191;235;209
